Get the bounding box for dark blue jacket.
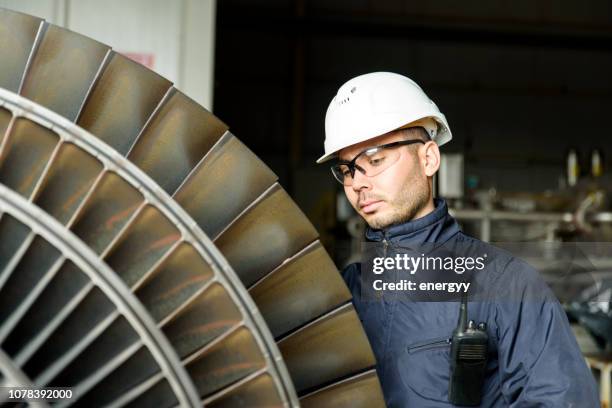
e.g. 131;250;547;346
342;199;599;407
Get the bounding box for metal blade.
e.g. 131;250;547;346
76;53;172;155
103;204;181;288
277;303;376;394
173;132;277;238
134;241;214;323
58;345;159;407
204;372;284;408
19;24;110;121
186;326;265;398
32;142;103;225
0;107;11;145
214;183;318;287
69;171;144;254
43;315;139;388
249;241;351;338
0;117;60;198
0;9;42;92
1;259;89;359
162;283;242;359
121;379;178;408
0;214;31;279
22;282;118;380
300;370;385;408
127;90;228;194
0;236;62;340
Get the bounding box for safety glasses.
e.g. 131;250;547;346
331;139;425;186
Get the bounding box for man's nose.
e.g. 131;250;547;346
351;169;372;192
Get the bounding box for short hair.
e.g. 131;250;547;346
396;126;431;143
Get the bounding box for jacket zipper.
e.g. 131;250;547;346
407;337;452;354
382;232;389;257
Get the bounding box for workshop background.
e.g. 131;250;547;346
213;0;612;260
1;0;612;405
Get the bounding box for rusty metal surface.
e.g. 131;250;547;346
278;303;377;394
0;9;42;92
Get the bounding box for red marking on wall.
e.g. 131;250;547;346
121;52;155;69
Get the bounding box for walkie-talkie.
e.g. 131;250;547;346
449;291;488;406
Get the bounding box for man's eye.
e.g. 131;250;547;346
339;167;351;177
368;156;386;166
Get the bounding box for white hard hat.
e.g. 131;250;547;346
317;72;452;163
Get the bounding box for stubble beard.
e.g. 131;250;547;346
365;169;431;230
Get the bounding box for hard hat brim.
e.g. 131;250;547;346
315;120;451;164
316;152;336;164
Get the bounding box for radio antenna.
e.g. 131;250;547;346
457;287;468;332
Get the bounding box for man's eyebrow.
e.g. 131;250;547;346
337;151;351;161
338;145;373;161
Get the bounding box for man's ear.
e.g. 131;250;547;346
421;141;441;177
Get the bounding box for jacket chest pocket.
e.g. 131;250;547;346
399;336;452;402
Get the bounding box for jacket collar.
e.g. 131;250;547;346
364;198;460;245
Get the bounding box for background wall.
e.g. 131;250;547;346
0;0;217;110
213;0;612;241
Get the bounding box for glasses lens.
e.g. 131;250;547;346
331;164;351;185
357;147;402;177
331;143;407;186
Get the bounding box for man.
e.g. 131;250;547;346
317;72;598;407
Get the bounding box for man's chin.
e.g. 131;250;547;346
363;212;393;230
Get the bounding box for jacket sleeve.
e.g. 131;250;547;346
493;258;599;407
340;262;361;299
